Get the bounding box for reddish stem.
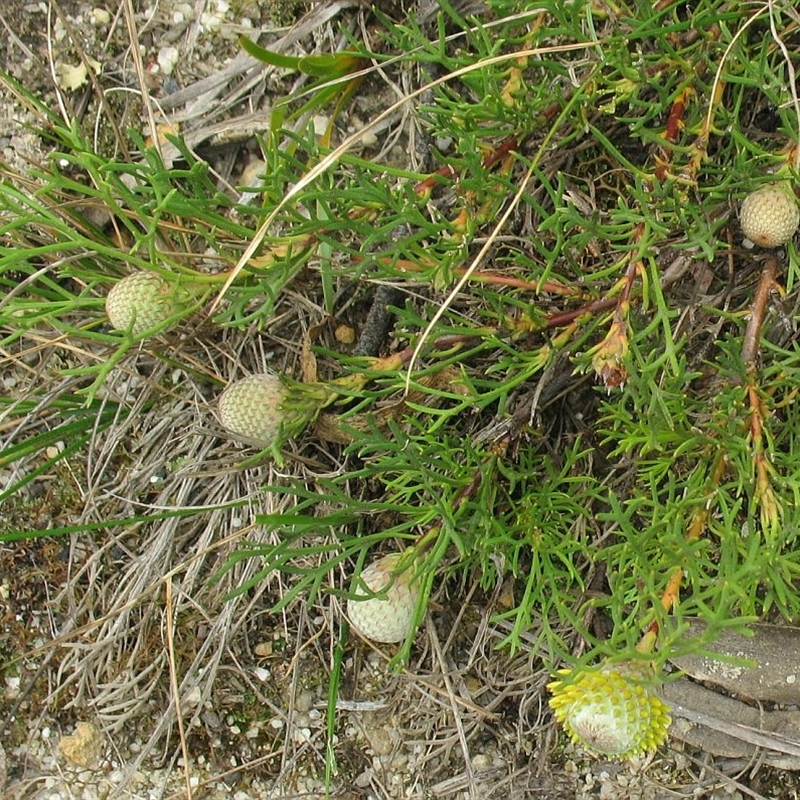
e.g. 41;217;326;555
742;257;778;371
413;135;521;195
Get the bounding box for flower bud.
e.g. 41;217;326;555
105;271;183;336
217;372;332;452
346;552;420;644
740;181;799;248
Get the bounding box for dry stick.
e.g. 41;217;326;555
425;620;477;797
667;699;800;760
164;580;194;799
742;257;778;367
354;284;404;357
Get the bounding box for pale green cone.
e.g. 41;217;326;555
217;372;334;455
346;552;420;644
106;271;185;337
740;181;799;248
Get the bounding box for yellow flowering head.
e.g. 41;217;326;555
548;660;671;760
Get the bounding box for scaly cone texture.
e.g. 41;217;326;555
739;181;799;248
217;372;333;454
105;271;183;336
346;552;420;644
548;660;671;760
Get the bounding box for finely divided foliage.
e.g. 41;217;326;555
2;0;800;790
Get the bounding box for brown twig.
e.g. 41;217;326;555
741;257;778;370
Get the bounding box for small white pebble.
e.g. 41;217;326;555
157;46;180;76
471;753;490;771
184;686;203;707
291;727;312;744
199;11;221;31
313;115;329;137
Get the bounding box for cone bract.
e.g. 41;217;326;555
106;271;181;336
740;181;799;248
217;372;332;451
347;552;420;644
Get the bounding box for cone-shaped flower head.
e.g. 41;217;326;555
217;372;333;454
740;181;799;248
548;660;671;760
347;551;420;644
106;271;184;336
